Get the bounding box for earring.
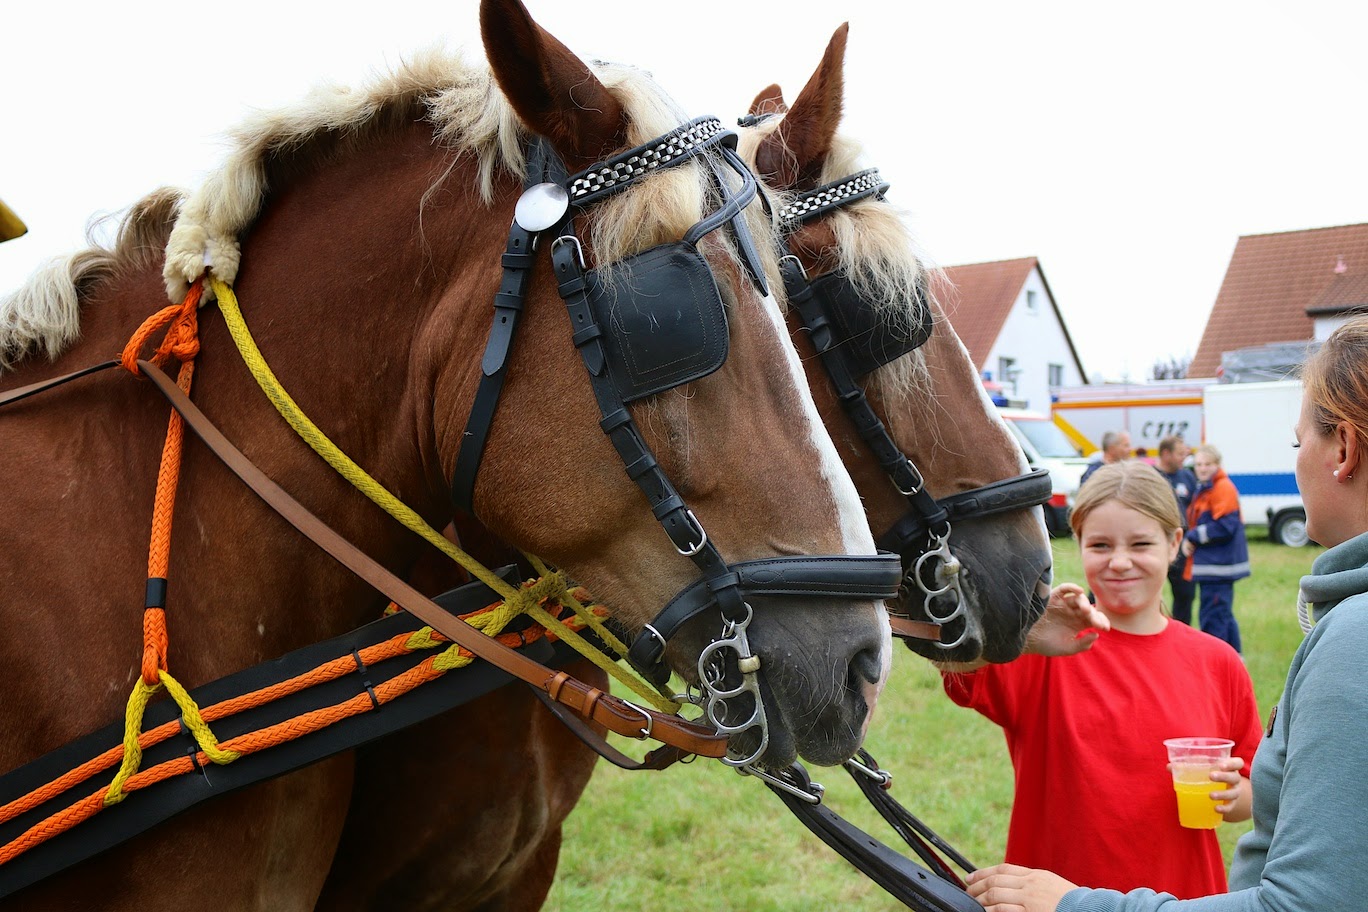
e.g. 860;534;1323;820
1334;470;1340;477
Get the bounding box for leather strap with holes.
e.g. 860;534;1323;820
137;360;727;759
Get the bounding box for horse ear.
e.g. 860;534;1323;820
749;84;788;117
753;23;848;188
480;0;627;168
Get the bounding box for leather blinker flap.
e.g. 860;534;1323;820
586;242;730;403
811;271;932;378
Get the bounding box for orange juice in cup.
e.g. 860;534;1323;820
1164;737;1234;829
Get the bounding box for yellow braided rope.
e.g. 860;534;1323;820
104;671;240;807
210;278;679;713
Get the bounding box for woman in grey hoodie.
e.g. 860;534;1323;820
966;316;1368;912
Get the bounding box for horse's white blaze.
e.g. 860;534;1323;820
759;291;893;685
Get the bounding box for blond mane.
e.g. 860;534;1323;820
1;48;771;373
738;122;940;398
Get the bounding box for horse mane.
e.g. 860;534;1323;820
738;124;940;398
2;47;773;373
0;189;183;371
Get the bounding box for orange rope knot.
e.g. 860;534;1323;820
120;280;203;376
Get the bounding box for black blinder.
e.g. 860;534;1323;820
809;271;933;378
586;242;730;403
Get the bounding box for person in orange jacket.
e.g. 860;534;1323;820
1181;444;1250;651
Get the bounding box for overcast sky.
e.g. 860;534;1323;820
3;0;1364;381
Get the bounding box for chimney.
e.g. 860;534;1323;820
1334;255;1348;274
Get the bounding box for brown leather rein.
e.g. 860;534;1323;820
1;358;725;762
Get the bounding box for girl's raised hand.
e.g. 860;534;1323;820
1024;584;1111;656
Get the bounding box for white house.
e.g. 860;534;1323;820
932;256;1087;412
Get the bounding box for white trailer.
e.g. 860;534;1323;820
1202;380;1308;546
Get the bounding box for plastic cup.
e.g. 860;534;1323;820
1164;737;1234;829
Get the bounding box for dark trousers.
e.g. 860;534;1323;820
1196;580;1241;653
1168;563;1196;626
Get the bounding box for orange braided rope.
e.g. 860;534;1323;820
119;280;202;684
0;592;603;867
0;280;614;869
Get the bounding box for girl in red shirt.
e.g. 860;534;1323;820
942;461;1262;898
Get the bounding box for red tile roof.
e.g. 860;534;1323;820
932;257;1038;367
933;256;1086;376
1190;223;1368;377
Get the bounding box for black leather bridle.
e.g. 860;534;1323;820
772;162;1052;649
451;117;902;765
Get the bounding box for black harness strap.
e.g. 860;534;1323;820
783;256;949;540
776;164;1053;643
451;140;562;513
765;763;981;912
627;555;903;677
877;467;1053;555
450;118;901;693
0;569;581;901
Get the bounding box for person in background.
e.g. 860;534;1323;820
965;314;1368;912
1079;429;1132;487
943;461;1258;899
1183;444;1249;652
1156;436;1198;625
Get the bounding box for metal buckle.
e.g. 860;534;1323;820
895;458;925;497
551;234;586;270
779;253;808;279
622;701;653;740
674;509;708;557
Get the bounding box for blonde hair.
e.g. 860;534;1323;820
1070;461;1183;540
1193;443;1223;465
1302;316;1368;452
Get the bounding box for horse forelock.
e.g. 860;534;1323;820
742;120;939;399
0;188;183;373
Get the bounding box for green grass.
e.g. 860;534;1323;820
543;530;1316;911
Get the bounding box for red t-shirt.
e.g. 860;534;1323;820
943;620;1262;898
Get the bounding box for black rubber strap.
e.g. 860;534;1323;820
845;749;976;883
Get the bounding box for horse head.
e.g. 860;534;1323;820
741;24;1055;666
431;0;897;767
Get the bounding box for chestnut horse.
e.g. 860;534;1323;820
316;23;1055;912
742;24;1055;667
0;1;898;907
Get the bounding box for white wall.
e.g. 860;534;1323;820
982;266;1086;411
1314;314;1353;340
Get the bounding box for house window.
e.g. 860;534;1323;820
1048;363;1064;387
998;357;1020;394
1026;289;1038;312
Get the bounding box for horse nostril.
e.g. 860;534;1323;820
849;646;883;688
